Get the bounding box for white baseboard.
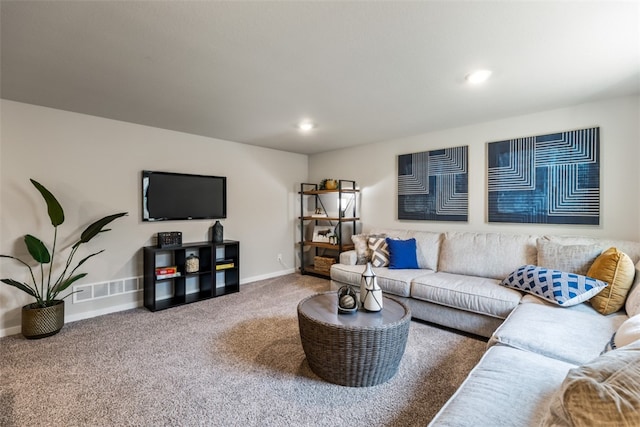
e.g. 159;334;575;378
0;301;143;338
0;269;297;338
1;325;21;338
64;301;143;323
240;268;295;285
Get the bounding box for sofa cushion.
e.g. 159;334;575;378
429;345;575;427
536;239;602;276
542;341;640;427
405;230;442;271
501;265;608;307
542;235;640;265
329;263;432;298
411;272;522;319
386;238;419;269
587;247;635;315
489;294;628;365
438;231;537;280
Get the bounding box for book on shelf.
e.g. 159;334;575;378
155;266;177;276
215;260;235;270
156;272;181;280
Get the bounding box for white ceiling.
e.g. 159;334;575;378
1;1;639;155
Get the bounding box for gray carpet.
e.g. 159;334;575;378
0;274;487;426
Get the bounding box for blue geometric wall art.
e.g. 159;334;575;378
398;146;468;221
487;127;599;225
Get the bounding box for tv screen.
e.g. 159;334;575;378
142;171;227;221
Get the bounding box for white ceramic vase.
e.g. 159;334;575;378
360;262;383;312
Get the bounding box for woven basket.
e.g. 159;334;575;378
22;300;64;339
298;292;411;387
314;256;336;272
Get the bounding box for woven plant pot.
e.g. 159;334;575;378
22;300;64;339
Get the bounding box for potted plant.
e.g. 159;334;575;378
0;179;127;339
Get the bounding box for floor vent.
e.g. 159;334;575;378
72;276;142;303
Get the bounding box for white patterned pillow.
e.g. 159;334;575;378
368;236;390;267
502;265;608;307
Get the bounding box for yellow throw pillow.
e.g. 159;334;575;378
588;247;635;315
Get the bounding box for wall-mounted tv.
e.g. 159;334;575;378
142;170;227;221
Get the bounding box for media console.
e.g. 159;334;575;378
143;240;239;311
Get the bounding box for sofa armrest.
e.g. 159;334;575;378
339;250;357;265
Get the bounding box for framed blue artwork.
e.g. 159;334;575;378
487;127;599;225
397;146;468;221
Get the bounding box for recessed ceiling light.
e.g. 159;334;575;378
465;69;492;84
298;120;315;132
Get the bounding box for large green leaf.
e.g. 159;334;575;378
24;234;50;264
74;250;105;269
0;279;38;298
30;179;64;227
79;212;127;243
51;273;87;295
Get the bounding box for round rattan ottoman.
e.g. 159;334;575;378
297;291;411;387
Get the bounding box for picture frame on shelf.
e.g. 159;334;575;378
312;225;333;243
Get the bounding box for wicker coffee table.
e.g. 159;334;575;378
297;291;411;387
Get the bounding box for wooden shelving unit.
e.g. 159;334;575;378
298;180;359;278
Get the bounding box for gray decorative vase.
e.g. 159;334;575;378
213;220;224;243
22;300;64;339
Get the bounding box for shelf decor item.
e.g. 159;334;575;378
324;179;338;190
337;285;358;314
185;254;199;273
314;256;336;273
319;179;338;190
213;220;224;243
0;179;127;339
360;262;383;312
312;225;333;243
157;231;182;248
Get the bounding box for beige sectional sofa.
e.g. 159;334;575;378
329;229;640;426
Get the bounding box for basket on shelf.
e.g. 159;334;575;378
314;256;336;273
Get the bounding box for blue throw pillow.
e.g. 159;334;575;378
386;237;419;269
501;265;608;307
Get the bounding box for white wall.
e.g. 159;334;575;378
309;96;640;241
0;100;307;335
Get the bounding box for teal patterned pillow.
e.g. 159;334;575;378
502;265;608;307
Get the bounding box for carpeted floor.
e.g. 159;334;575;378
0;274;487;426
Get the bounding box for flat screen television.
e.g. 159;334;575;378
142;170;227;221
